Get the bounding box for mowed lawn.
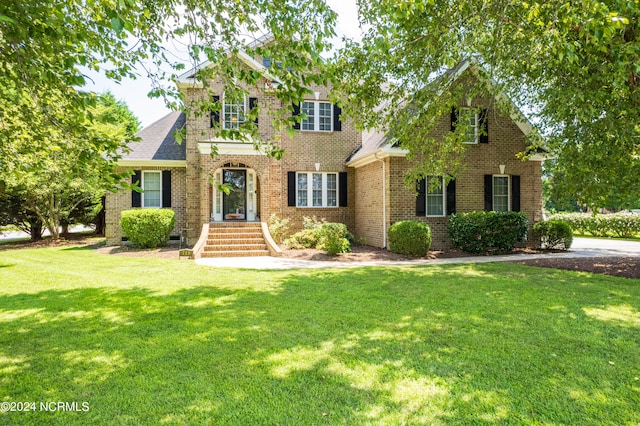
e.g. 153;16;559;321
0;245;639;425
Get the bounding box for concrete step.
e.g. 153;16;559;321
207;238;265;245
205;243;268;252
200;250;270;258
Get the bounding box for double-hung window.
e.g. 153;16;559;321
426;176;445;216
492;175;510;211
223;95;246;129
459;108;478;144
301;101;333;132
296;172;338;207
142;171;161;208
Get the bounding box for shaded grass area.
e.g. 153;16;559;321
0;247;639;424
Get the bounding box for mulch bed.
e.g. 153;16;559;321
3;233;638;279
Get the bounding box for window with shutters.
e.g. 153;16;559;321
301;101;333;132
296;172;338;207
142;171;161;208
426;176;445;217
493;175;510;211
223;94;246;129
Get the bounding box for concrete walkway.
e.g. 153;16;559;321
195;237;640;270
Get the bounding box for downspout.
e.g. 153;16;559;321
374;151;387;248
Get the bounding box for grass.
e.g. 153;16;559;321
574;232;640;242
0;246;639;425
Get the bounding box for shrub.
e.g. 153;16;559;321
317;222;351;255
387;221;432;256
284;229;320;249
120;208;175;248
448;211;528;254
533;220;573;250
268;213;290;244
549;212;640;238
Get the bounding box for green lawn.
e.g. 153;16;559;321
0;246;638;425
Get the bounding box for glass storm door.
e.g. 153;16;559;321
222;169;246;221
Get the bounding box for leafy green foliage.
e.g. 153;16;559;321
387;220;432;256
284;229;320;249
448;211;528;254
317;222;351;255
550;212;640;238
533;220;573;250
333;0;640;206
268;213;290;244
120;208;176;248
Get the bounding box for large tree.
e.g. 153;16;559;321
332;0;640;209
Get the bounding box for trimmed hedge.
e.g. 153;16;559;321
388;221;432;256
448;211;528;254
549;213;640;238
120;208;175;248
533;220;573;250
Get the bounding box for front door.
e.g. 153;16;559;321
222;169;246;221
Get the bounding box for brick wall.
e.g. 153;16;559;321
352;97;543;250
105;167;187;245
182;76;362;243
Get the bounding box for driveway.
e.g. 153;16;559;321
195;237;640;269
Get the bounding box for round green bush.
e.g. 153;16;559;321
533;220;573;250
120;208;176;248
387;220;432;256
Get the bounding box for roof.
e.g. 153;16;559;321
119;111;186;166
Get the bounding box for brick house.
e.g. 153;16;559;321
105;43;543;255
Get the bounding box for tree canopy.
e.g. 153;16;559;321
332;0;640;209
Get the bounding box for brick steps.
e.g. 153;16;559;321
202;222;270;257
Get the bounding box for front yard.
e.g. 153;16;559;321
0;244;638;424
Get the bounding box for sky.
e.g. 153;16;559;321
87;0;361;128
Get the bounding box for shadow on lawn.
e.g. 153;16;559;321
0;265;639;425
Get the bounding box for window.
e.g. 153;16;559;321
296;172;338;207
426;176;445;216
460;108;478;144
301;101;333;132
142;171;161;208
223;94;246;129
493;175;510;211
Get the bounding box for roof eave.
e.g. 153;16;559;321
346;145;409;168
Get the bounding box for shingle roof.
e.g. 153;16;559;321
122;111;186;162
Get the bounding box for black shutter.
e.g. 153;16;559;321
339;172;348;207
249;97;258;125
446;179;456;215
450;107;458;132
162;170;172;208
210;95;220;128
132;170;141;208
479;108;489;143
484;174;493;211
287;171;296;206
416;178;426;216
511;175;521;212
333;104;342;131
292;102;301;130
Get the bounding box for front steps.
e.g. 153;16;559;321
201;222;270;258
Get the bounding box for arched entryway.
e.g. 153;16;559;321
211;163;258;222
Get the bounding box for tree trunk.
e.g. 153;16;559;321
30;222;43;241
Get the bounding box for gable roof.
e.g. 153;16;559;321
347;59;543;167
118;111;186;167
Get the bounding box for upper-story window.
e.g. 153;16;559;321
223;94;246;129
459;108;478;144
301;101;333;132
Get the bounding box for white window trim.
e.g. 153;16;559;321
296;172;338;208
301;101;333;132
222;93;247;130
425;176;446;217
492;174;510;212
142;171;162;208
460;108;479;144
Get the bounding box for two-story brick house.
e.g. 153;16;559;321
105;41;543;256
